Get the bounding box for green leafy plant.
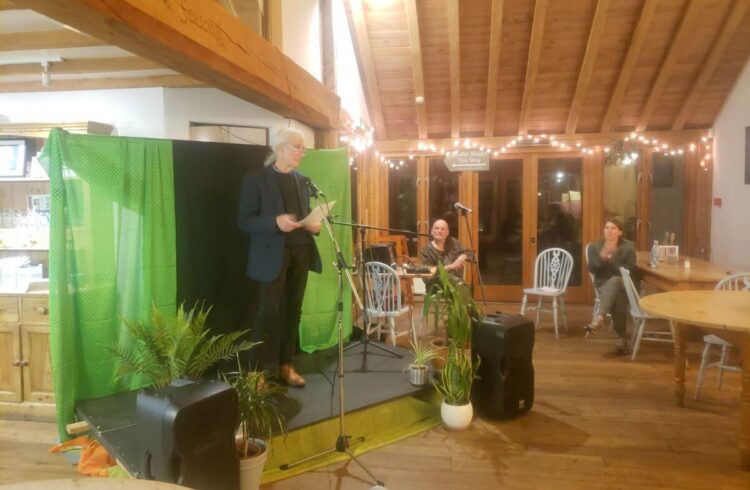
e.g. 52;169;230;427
109;303;256;389
422;263;483;349
434;341;478;405
226;357;297;459
409;340;438;369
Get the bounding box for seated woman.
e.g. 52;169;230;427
586;218;636;354
419;219;472;290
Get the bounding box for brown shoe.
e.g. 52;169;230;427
279;364;306;388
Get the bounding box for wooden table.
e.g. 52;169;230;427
640;290;750;469
636;251;740;291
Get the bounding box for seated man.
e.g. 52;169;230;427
419;219;472;290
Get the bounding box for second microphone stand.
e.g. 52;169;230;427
457;207;488;305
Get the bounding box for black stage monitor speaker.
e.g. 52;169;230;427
471;313;535;419
136;379;239;490
365;243;396;266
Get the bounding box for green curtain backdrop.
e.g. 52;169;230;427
41;129;177;440
298;149;353;352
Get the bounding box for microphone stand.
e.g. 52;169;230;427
457;208;488;305
280;187;384;487
331;219;430;358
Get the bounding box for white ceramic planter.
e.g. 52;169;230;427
238;438;268;490
440;400;473;430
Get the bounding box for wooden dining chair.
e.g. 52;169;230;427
693;272;749;399
619;267;674;360
520;247;574;339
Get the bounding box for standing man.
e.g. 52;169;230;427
238;128;322;387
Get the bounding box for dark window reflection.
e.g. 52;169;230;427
478;159;523;285
650;153;684;246
537;158;583;286
387;159;418;256
428;158;460;236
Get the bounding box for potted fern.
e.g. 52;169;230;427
110;302;256;389
435;341;479;430
407;340;438;386
226;358;296;490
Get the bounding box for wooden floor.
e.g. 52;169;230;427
1;303;749;489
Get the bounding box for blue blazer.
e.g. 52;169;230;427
238;165;322;282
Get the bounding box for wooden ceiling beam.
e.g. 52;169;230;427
636;0;702;132
0;30;106;51
484;0;504;138
0;74;201;92
347;0;387;139
448;0;460;138
518;0;548;135
566;0;610;135
600;0;657;133
14;0;339;129
672;0;749;130
0;0;21;10
0;56;160;76
374;129;706;153
404;0;427;140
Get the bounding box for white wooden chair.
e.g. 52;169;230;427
364;262;417;346
693;273;749;399
584;243;613;337
619;267;674;360
520;247;574;339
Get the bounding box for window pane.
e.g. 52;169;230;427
478;159;523;285
650;153;684;246
537;158;583;286
603;161;638;241
387;159;417;255
428;158;460;236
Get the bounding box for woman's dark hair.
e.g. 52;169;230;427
605;217;624;231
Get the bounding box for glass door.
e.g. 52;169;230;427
476;158;526;300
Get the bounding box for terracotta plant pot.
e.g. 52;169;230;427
429;337;449;371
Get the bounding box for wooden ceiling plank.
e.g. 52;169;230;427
0;30;106;51
404;0;427;140
636;0;702;132
0;0;21;10
484;0;504;138
0;74;202;92
566;0;611;135
518;0;548;136
13;0;338;129
348;0;387;139
600;0;657;133
0;56;160;76
672;0;750;130
448;0;460;138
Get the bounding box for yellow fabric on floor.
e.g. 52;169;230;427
261;393;440;483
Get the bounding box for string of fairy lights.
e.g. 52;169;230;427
336;122;713;173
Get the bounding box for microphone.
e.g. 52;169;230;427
454;202;472;213
302;176;324;197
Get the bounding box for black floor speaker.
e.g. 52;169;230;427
136;379;239;490
471;313;535;419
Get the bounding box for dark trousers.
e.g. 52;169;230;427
595;276;629;339
250;245;312;374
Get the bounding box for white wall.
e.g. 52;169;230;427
282;0;322;82
712;61;750;269
333;0;370;127
0;88;166;137
163;87;315;147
